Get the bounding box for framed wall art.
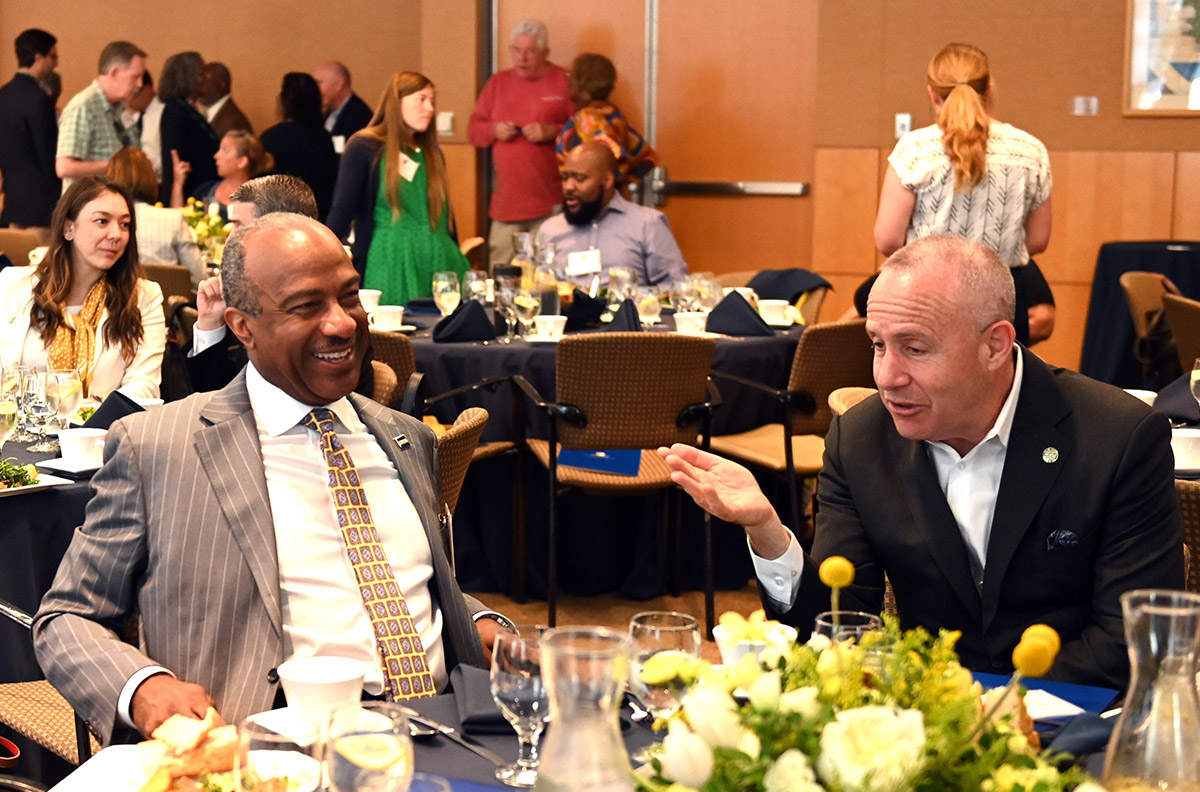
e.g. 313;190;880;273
1125;0;1200;115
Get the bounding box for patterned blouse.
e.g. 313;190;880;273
556;100;658;184
889;122;1051;267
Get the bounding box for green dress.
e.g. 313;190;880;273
363;147;469;306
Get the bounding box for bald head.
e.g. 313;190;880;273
313;60;351;113
562;141;618;225
199;62;231;104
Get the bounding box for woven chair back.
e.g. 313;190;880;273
786;318;874;436
0;228;42;266
370;360;398;405
555;332;715;450
1163;293;1200;375
437;407;489;517
828;386;877;417
1119;271;1172;341
141;262;193;302
369;329;416;400
1176;479;1200;592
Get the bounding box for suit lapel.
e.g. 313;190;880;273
981;349;1072;628
193;372;283;638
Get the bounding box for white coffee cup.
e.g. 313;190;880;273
58;428;106;468
533;314;567;339
359;289;382;312
277;656;365;726
757;299;793;325
721;286;758;307
674;311;708;335
1124;389;1157;407
368;305;406;331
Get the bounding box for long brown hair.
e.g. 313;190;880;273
357;71;450;229
927;43;992;192
32;177;145;363
106;147;157;204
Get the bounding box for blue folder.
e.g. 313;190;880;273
557;448;641;476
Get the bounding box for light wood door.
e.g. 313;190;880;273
494;1;818;277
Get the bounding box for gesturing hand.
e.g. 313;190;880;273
493;121;518;142
195;275;226;332
521;122;556;143
131;673;219;739
171;149;191;183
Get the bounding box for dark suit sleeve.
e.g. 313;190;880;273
185;335;245;393
326;137;373;241
30;91;59;188
1049;409;1184;686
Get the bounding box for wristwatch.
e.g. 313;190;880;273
471;609;518;634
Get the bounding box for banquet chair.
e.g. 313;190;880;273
0;598;99;770
512;333;719;632
368;329;424;415
140;262;194;303
0;229;41;268
716;270;758;288
1176;479;1200;592
709;319;874;543
828;386;877;417
1162;293;1200;376
795;286;828;326
434;407;490;571
1119;270;1181;386
370;360;398;405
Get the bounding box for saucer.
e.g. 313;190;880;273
37;457;102;476
525;334;562;344
377;324;417;334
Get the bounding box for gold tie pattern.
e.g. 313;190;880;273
302;408;435;699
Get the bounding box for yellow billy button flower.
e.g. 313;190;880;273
819;556;855;589
1012;629;1060;678
1020;624;1061;657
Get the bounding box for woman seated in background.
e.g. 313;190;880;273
873;42;1052;346
261;72;338;220
107;148;206;287
191;130;274;220
0;177;166;400
157;51;219;207
557;53;657;189
327;71;468;305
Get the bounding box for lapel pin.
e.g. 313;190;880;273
1042;447;1059;463
394;434;410;449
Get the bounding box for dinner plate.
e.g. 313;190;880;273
37;457;102;476
40;744;143;791
0;472;73;498
766;318;797;328
675;330;723;339
525;334;562;344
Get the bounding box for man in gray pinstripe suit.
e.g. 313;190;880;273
34;214;499;743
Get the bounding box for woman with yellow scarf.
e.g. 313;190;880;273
0;177;167;400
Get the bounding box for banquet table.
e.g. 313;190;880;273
1078;240;1200;388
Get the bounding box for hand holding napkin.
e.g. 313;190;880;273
433;300;497;343
705;291;775;336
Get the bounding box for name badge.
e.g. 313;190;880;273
398;152;420;182
331;135;346;154
566;249;601;276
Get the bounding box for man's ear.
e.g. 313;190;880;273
982;319;1017;369
225;306;255;350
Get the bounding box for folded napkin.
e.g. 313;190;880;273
82;390;145;430
450;665;510;734
405;296;440;314
566;289;606;331
1045;713;1115;757
746;268;832;303
705;292;775;336
604;298;642;332
433;300;497;343
1154;374;1199;424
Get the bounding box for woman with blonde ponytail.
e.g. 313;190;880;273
874;43;1052;345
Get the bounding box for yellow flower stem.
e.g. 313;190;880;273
965;671;1024;744
832;587;841;633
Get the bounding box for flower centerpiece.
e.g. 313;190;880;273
636;558;1104;792
181;198;230;269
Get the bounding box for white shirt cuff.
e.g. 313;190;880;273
117;666;175;729
749;530;805;610
189;325;227;357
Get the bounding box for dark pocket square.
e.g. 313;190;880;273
1046;528;1080;550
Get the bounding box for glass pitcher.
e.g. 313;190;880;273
533;242;561;317
511;232;535;291
1103;589;1200;790
534;627;634;792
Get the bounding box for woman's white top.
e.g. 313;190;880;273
134;202;206;287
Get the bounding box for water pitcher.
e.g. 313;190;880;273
534;627;634;792
1103;589;1200;790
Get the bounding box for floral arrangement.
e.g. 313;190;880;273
181;198;230;265
635;559;1104;792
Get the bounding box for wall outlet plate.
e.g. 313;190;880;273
894;112;912;139
436;111;454;135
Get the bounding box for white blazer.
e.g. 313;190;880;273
0;265;167;400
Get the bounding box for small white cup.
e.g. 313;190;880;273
533;314;567;339
674;311;708;335
757;299;793;325
358;289;382;312
1173;428;1200;469
1124;389;1157;407
721;286;758;307
711;623;798;666
58;428;106;467
277;656;365;727
368;305;406;331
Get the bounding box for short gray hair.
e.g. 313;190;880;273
882;234;1015;333
221;212;317;315
511;19;548;50
98;41;145;74
228;175;318;219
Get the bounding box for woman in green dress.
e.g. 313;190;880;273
327;71;468;306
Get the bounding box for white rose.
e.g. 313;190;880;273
778;686;821;719
682;682;744;749
747;670;782;711
805;633;833;652
658;721;714;789
816;706;926;792
764;748;823;792
1074;783;1108;792
737;729;761;760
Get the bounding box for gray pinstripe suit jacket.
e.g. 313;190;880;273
32;371;485;744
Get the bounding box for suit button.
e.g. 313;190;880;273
266;668;279;684
991;661;1004;670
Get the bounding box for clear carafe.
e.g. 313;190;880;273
533;243;560;317
511;232;535;292
534;627;634;792
1103;589;1200;791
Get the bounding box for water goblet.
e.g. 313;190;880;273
236;710;322;792
669;279;697;314
432;271;462;317
464;270;489;303
607;266;635;311
495;286;519;343
628;611;701;762
813;611;882;644
48;369;83;431
23;371;59;453
0;364;20;454
326;701;414;792
490;625;549;788
635;287;662;326
9;364;37;442
512;289;541;339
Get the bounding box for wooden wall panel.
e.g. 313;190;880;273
1175;153;1200;242
444;143;478;240
812;148;880;278
819;274;870;325
1030;283;1091;371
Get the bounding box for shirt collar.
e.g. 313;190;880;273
927;345;1023;457
245;362;359;437
599;191;630;219
205;94;230;121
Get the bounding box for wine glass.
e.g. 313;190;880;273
512;289;541;339
464;270;489;303
813;611;882;643
432;271;462;317
490;625;549;788
48;370;83;432
23;371;59;453
236;710;322;792
495;285;518;343
0;364;20;455
669;279;697;314
635;287;662;326
9;364;37;443
628;612;701;762
607;266;635;314
326;701;414;792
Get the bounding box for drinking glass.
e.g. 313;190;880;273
464;270;489;303
432;271;462;317
693;276;722;313
512;289;541;338
628;612;701;762
326;701;414;792
235;710;322;792
9;364;36;443
490;625;549;788
635;287;662;325
409;773;453;792
23;371;58;453
669;279;697;314
607;266;635;311
48;370;83;431
0;364;20;455
813;611;882;643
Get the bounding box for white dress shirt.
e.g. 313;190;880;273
118;363;446;724
753;348;1024;609
204;95;230;123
